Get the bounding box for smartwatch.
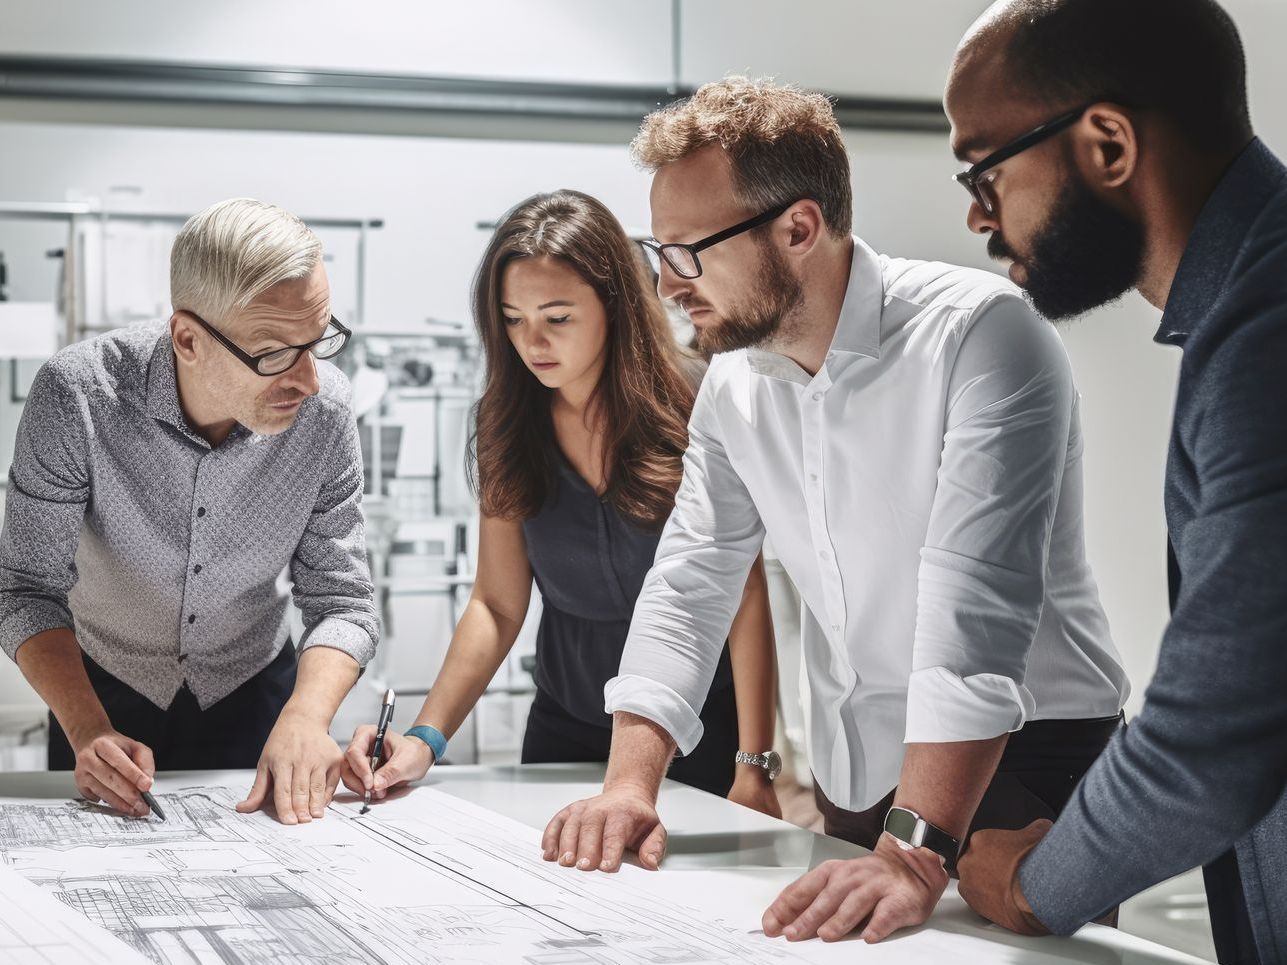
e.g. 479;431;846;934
882;806;960;870
734;750;783;782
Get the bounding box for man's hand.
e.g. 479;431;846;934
340;728;434;800
957;819;1052;935
727;770;782;819
236;710;343;824
762;834;949;943
73;728;156;817
541;787;667;872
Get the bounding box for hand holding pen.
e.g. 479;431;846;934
340;701;441;805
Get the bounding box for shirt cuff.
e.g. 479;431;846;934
603;674;704;756
904;667;1035;743
0;604;74;661
298;617;376;668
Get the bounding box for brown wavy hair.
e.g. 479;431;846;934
468;190;695;528
632;75;852;238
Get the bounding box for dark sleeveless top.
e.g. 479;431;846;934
522;455;734;728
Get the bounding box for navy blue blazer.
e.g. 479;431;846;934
1019;138;1287;964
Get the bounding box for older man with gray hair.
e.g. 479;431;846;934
0;198;377;826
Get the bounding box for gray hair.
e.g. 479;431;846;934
170;198;322;326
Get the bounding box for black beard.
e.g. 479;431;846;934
996;175;1145;321
695;236;804;354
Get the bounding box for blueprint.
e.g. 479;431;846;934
0;862;148;963
0;779;842;965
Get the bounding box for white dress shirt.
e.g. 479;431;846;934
605;237;1130;811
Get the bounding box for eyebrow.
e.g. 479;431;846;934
951;133;996;163
247;310;331;345
500;300;575;312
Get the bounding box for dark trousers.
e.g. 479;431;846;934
1205;849;1261;965
521;684;739;797
48;644;298;772
813;714;1123;857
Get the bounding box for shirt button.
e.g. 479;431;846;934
188;614;197;624
196;507;206;518
831;624;841;632
809;473;819;483
819;550;831;561
193;565;202;575
812;392;824;402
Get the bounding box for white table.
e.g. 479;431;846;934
0;764;1212;964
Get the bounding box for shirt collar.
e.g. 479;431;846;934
145;333;188;431
1156;138;1286;346
827;236;884;359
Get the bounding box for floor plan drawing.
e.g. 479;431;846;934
0;782;849;965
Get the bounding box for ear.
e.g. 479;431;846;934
783;199;827;257
1076;104;1139;191
170;312;200;366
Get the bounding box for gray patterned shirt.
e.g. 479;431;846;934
0;322;379;709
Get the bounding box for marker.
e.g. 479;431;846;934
140;789;166;822
361;688;396;815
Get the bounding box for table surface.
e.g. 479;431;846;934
0;763;1211;964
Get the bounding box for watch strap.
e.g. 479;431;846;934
883;807;960;871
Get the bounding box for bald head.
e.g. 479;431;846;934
950;0;1251;155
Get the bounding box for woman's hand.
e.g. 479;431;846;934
340;726;435;799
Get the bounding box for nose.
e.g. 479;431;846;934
967;198;999;236
279;349;321;397
655;260;690;303
527;323;551;352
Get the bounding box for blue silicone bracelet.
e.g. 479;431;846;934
405;725;447;762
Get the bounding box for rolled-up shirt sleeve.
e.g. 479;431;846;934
905;295;1074;743
290;400;379;667
604;372;765;754
0;360;91;660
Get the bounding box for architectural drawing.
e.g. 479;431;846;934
0;863;148;963
0;782;841;965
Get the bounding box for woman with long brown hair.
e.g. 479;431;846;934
342;190;780;814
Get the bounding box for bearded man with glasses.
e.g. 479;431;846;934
946;2;1287;961
0;198;377;827
542;76;1130;944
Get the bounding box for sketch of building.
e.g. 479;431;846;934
0;789;269;852
0;784;812;965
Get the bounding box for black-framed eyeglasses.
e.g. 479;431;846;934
638;199;799;280
953;106;1089;215
186;311;352;376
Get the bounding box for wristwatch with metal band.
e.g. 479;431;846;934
734;750;783;782
883;806;960;870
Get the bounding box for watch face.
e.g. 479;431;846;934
766;750;783;782
883;807;919;846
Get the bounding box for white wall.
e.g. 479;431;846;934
0;0;677;87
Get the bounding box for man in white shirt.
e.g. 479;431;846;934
541;76;1130;944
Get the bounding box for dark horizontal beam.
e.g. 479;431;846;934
0;56;948;135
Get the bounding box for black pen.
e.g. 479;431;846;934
140;789;166;821
361;688;396;815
